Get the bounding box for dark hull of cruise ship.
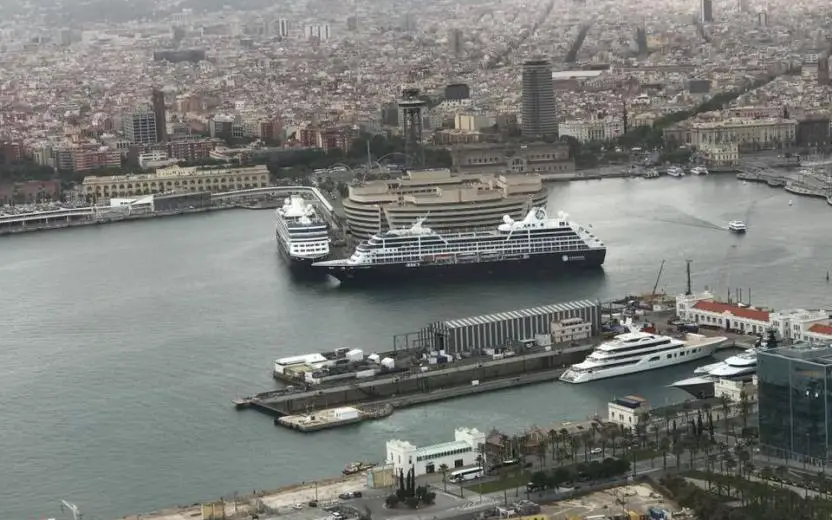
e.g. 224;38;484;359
316;248;606;284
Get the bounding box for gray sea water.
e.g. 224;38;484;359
2;176;830;520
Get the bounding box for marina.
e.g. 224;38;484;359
240;296;746;432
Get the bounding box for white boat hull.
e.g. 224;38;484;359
560;336;727;383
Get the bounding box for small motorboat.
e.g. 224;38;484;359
690;166;709;175
343;461;376;475
728;220;747;233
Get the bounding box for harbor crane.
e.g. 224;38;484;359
61;500;82;520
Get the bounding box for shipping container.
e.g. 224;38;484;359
381;357;395;370
368;353;381;364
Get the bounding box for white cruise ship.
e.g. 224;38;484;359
559;328;728;383
666;166;686;177
312;207;606;284
274;195;330;268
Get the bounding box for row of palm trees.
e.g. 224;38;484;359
483;392;752;472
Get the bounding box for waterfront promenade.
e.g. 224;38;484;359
0;185;339;236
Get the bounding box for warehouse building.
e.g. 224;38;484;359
418;299;601;355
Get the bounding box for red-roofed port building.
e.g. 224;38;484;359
677;291;771;334
677;291;832;342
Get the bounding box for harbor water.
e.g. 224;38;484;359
1;176;831;520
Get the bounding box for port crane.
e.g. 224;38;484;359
60;500;82;520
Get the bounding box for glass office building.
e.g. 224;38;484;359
758;343;832;462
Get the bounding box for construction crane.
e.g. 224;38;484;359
61;500;82;520
651;259;665;299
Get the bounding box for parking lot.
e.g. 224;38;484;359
541;483;684;519
259;474;369;513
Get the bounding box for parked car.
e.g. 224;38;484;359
338;491;363;499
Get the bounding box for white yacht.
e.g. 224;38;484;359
673;348;760;397
559;328;727;383
690;166;709;176
708;349;759;378
274;195;330;268
666;166;686;177
728;220;747;233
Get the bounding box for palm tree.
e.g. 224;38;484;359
659;437;671;470
662;408;675;436
608;427;620;457
719;394;732;436
570;433;581;463
439;463;449;493
559;428;571;462
548;428;558;462
706;454;718;490
476;442;486;470
638;412;651;447
736;446;751;478
649;423;661;449
672;439;685;470
535;439;548;470
739;390;751;430
583;434;595;462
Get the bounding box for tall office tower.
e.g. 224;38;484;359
347;16;358;31
758;11;768;26
123;105;158;144
450;28;463;57
521;59;557;139
323;24;331;40
151;89;167;143
278;18;289;38
398;88;426;168
701;0;713;23
819;55;830;85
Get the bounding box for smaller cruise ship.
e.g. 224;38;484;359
559;328;727;383
689;166;709;176
666;166;686;177
274;195;330;268
728;220;747;233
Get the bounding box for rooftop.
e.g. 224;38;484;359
415;440;472;458
443;299;596;329
763;342;832;365
692;300;770;322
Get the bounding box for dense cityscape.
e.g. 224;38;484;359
3;0;832;519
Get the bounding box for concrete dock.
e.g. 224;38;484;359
277;404;394;432
245;343;594;419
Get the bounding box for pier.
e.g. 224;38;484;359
245;344;594;421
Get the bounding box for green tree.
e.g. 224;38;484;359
439;463;449;493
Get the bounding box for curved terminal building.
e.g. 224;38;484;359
342;169;548;239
